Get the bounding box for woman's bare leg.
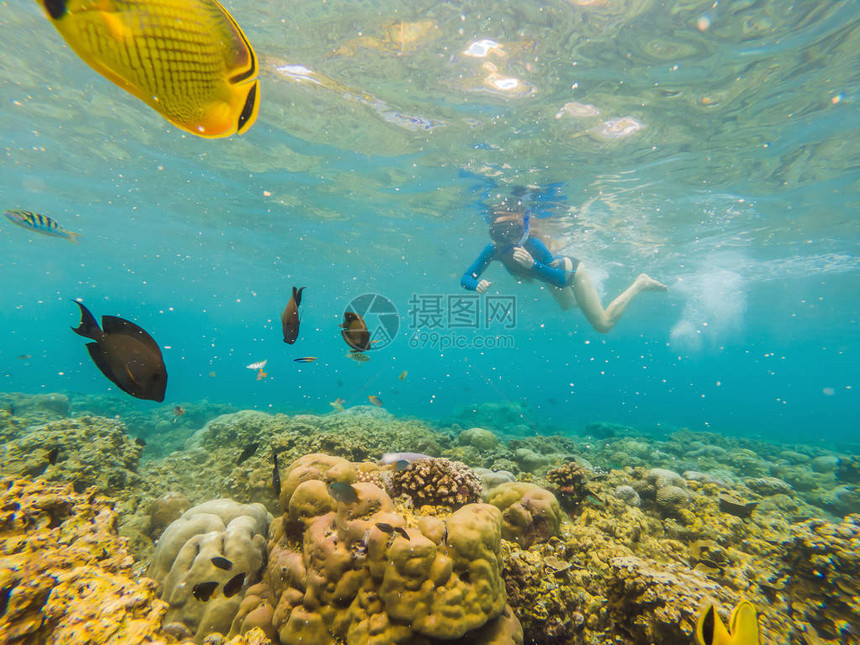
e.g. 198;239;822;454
550;285;578;310
572;264;668;333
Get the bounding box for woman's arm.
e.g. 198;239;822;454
521;239;568;287
461;243;496;290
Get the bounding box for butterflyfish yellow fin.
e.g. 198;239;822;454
695;603;733;645
728;600;760;645
36;0;259;138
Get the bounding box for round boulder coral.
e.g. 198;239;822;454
388;457;481;508
459;427;500;451
655;485;691;515
486;482;563;548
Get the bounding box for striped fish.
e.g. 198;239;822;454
34;0;260;138
4;210;81;243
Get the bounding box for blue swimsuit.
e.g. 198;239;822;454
461;238;578;290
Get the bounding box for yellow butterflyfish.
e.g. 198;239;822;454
35;0;260;138
695;599;761;645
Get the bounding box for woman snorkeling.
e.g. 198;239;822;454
460;201;668;333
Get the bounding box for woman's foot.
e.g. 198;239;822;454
636;273;669;292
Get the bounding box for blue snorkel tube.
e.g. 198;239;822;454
518;209;531;245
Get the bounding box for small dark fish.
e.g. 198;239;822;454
16;354;31;360
398;370;407;381
70;300;167;402
237;442;259;465
173;405;185;416
393;527;410;540
0;585;10;618
211;556;233;571
192;581;218;602
328;481;359;504
281;286;304;344
368;395;383;407
272;450;281;496
223;572;245;598
340;311;371;352
293;356;317;363
4;209;81;243
135;437;147;447
375;522;395;534
392;459;410;472
46;447;60;465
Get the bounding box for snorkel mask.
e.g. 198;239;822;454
489;210;530;248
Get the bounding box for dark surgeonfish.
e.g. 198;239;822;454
70;301;167;402
281;286;304;344
340;311;371;352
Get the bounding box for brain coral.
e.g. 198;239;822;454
387;457;482;508
147;498;272;642
232;453;521;645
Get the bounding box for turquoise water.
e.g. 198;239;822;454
1;1;858;444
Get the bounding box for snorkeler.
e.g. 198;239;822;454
460;203;668;333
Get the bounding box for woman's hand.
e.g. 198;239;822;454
513;247;535;269
476;279;492;294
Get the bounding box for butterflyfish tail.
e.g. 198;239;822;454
728;600;760;645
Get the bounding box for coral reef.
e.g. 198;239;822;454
0;392;70;430
387;457;482;508
780;515;860;640
2;396;859;644
233;453;522;644
0;415;142;496
0;477;202;644
147;499;272;642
